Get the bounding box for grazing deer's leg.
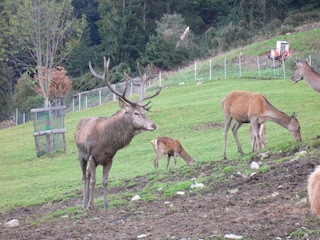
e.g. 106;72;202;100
173;152;178;167
166;155;171;169
87;156;97;209
154;154;162;169
223;115;233;159
102;160;113;209
250;121;261;153
232;122;244;155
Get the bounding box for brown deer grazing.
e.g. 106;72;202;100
222;90;302;160
75;57;161;209
292;59;320;93
249;123;266;152
151;136;195;169
308;166;320;216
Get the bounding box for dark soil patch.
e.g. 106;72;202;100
1;152;320;239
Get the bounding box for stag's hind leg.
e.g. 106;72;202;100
80;156;90;208
87;156;97;209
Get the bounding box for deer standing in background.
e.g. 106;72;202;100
249;123;266;152
291;59;320;93
151;136;195;169
221;90;301;160
75;57;161;209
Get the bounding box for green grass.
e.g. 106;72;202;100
1;28;320;213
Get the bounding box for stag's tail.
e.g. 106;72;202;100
308;166;320;216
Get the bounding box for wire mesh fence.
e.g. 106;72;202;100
13;53;320;125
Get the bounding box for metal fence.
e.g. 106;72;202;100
12;53;320;124
68;54;320;113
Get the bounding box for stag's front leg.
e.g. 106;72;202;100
102;160;113;209
87;156;97;209
232;122;244;155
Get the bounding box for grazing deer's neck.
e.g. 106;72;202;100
265;106;291;129
304;67;320;93
179;149;192;161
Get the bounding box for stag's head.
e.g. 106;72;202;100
291;59;309;83
118;98;156;132
89;57;161;133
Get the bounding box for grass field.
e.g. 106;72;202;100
1;27;320;213
1;75;319;213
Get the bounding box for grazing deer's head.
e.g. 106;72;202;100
287;112;302;142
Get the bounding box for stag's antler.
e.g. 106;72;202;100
89;57;161;110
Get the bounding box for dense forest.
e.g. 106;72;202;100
0;0;320;121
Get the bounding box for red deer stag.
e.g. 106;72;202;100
249;123;266;152
308;166;320;216
292;59;320;93
222;90;302;160
151;136;195;169
75;57;161;209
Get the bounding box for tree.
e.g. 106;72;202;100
7;0;86;107
0;62;13;121
34;66;72;106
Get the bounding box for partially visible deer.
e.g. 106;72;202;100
151;136;195;169
222;90;302;160
249;123;266;152
75;57;161;209
292;59;320;93
308;166;320;216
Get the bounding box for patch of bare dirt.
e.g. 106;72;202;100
1;151;320;239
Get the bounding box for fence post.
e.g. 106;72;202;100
257;56;261;76
272;58;276;78
78;93;81;111
16;108;18;125
282;58;286;78
224;58;227;79
209;59;212;80
239;53;242;77
159;71;162;87
112;85;116;102
194;61;197;82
